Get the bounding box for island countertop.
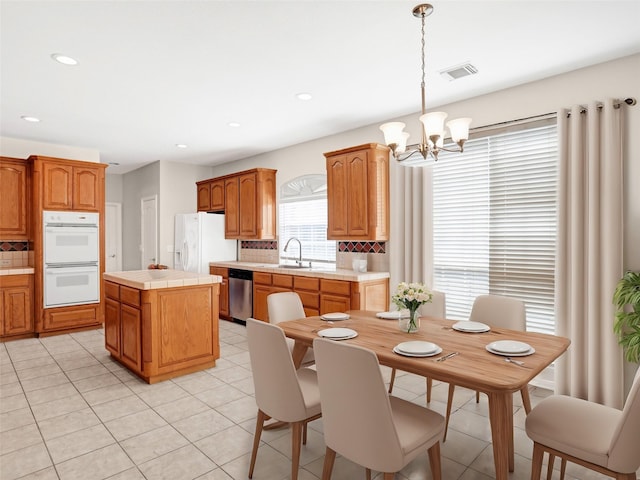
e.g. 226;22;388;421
104;269;222;290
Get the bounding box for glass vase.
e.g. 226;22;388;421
399;308;420;333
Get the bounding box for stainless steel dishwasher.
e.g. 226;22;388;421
228;268;253;324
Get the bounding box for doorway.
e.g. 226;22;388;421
141;195;158;268
105;202;122;272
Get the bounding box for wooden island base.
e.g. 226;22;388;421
104;270;221;384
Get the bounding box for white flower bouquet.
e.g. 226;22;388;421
392;282;433;333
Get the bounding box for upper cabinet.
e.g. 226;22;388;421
31;156;106;212
196;178;225;212
196;168;277;239
324;143;390;241
0;157;30;240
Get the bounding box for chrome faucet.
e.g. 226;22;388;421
283;237;304;267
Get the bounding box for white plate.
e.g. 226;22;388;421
321;312;350;321
393;345;443;357
376;311;409;320
487;340;532;354
318;328;358;340
486;345;535;357
452;321;490;333
396;341;439;355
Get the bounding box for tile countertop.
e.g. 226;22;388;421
103;269;222;290
0;266;34;275
209;261;390;282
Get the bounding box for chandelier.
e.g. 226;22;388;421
380;4;471;163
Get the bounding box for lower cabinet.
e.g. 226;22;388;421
104;280;220;383
0;274;34;340
210;266;230;319
252;272;389;322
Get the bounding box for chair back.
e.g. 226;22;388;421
313;337;404;470
246;318;309;422
267;291;305;324
608;366;640;472
419;290;446;318
470;294;526;330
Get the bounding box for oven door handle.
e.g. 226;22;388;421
45;226;98;234
46;265;98;273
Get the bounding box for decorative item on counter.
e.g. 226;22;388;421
392;282;432;333
148;264;169;270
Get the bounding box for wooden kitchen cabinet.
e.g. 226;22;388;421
320;279;352;313
197;168;276;239
0;157;30;240
197;179;225;212
210;266;230;319
32;157;105;212
104;279;220;383
0;274;34;340
324;143;390;240
252;272;293;322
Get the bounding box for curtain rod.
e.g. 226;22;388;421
469;97;637;134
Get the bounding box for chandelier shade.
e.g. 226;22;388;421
380;4;472;163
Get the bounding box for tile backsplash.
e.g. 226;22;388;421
0;246;33;267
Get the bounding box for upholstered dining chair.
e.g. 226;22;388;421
267;291;315;366
313;337;445;480
443;294;529;441
525;366;640;480
246;318;322;480
388;290;446;400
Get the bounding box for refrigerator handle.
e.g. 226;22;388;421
183;240;189;271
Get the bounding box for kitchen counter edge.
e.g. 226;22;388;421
0;267;35;276
104;270;222;291
209;262;389;282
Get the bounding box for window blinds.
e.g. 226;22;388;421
433;121;557;334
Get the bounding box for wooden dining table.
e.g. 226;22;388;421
278;310;570;480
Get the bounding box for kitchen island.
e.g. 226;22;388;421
103;269;222;383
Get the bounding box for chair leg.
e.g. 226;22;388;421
426;377;433;403
322;447;336;480
559;458;566;480
443;383;455;442
546;453;555;480
366;468;372;480
427;441;442;480
476;390;480;403
530;442;544;480
249;409;266;479
382;473;395;480
291;421;303;480
388;368;397;393
303;421;307;445
520;385;532;414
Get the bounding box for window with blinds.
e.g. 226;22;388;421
433;119;557;334
279;174;336;264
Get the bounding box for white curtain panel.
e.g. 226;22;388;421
555;99;625;408
389;158;434;293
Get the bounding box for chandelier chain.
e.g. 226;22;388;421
420;11;426;115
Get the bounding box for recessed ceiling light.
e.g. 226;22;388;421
175;144;188;149
108;162;120;166
296;92;313;101
21;115;40;123
51;53;78;66
228;122;241;128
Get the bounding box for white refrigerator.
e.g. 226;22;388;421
174;213;237;273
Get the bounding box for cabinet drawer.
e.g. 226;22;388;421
254;272;272;285
320;279;351;297
43;305;99;331
120;285;141;308
211;267;228;277
272;274;293;289
298;291;319;309
0;274;31;288
294;276;319;291
105;281;119;300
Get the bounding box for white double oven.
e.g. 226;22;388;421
43;211;100;308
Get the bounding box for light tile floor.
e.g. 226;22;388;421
0;321;627;480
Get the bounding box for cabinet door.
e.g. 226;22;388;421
197;183;211;211
120;304;142;372
238;172;258;238
252;284;271;322
73;166;101;211
346;151;369;236
0;159;29;239
3;286;33;335
224;177;240;238
326;155;349;238
43;163;73;210
210;180;225;211
219;277;229;317
104;297;121;356
320;294;351;315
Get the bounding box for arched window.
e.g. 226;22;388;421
279;174;336;264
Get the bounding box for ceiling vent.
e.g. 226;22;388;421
440;63;478;81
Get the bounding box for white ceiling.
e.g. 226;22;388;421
1;1;639;174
